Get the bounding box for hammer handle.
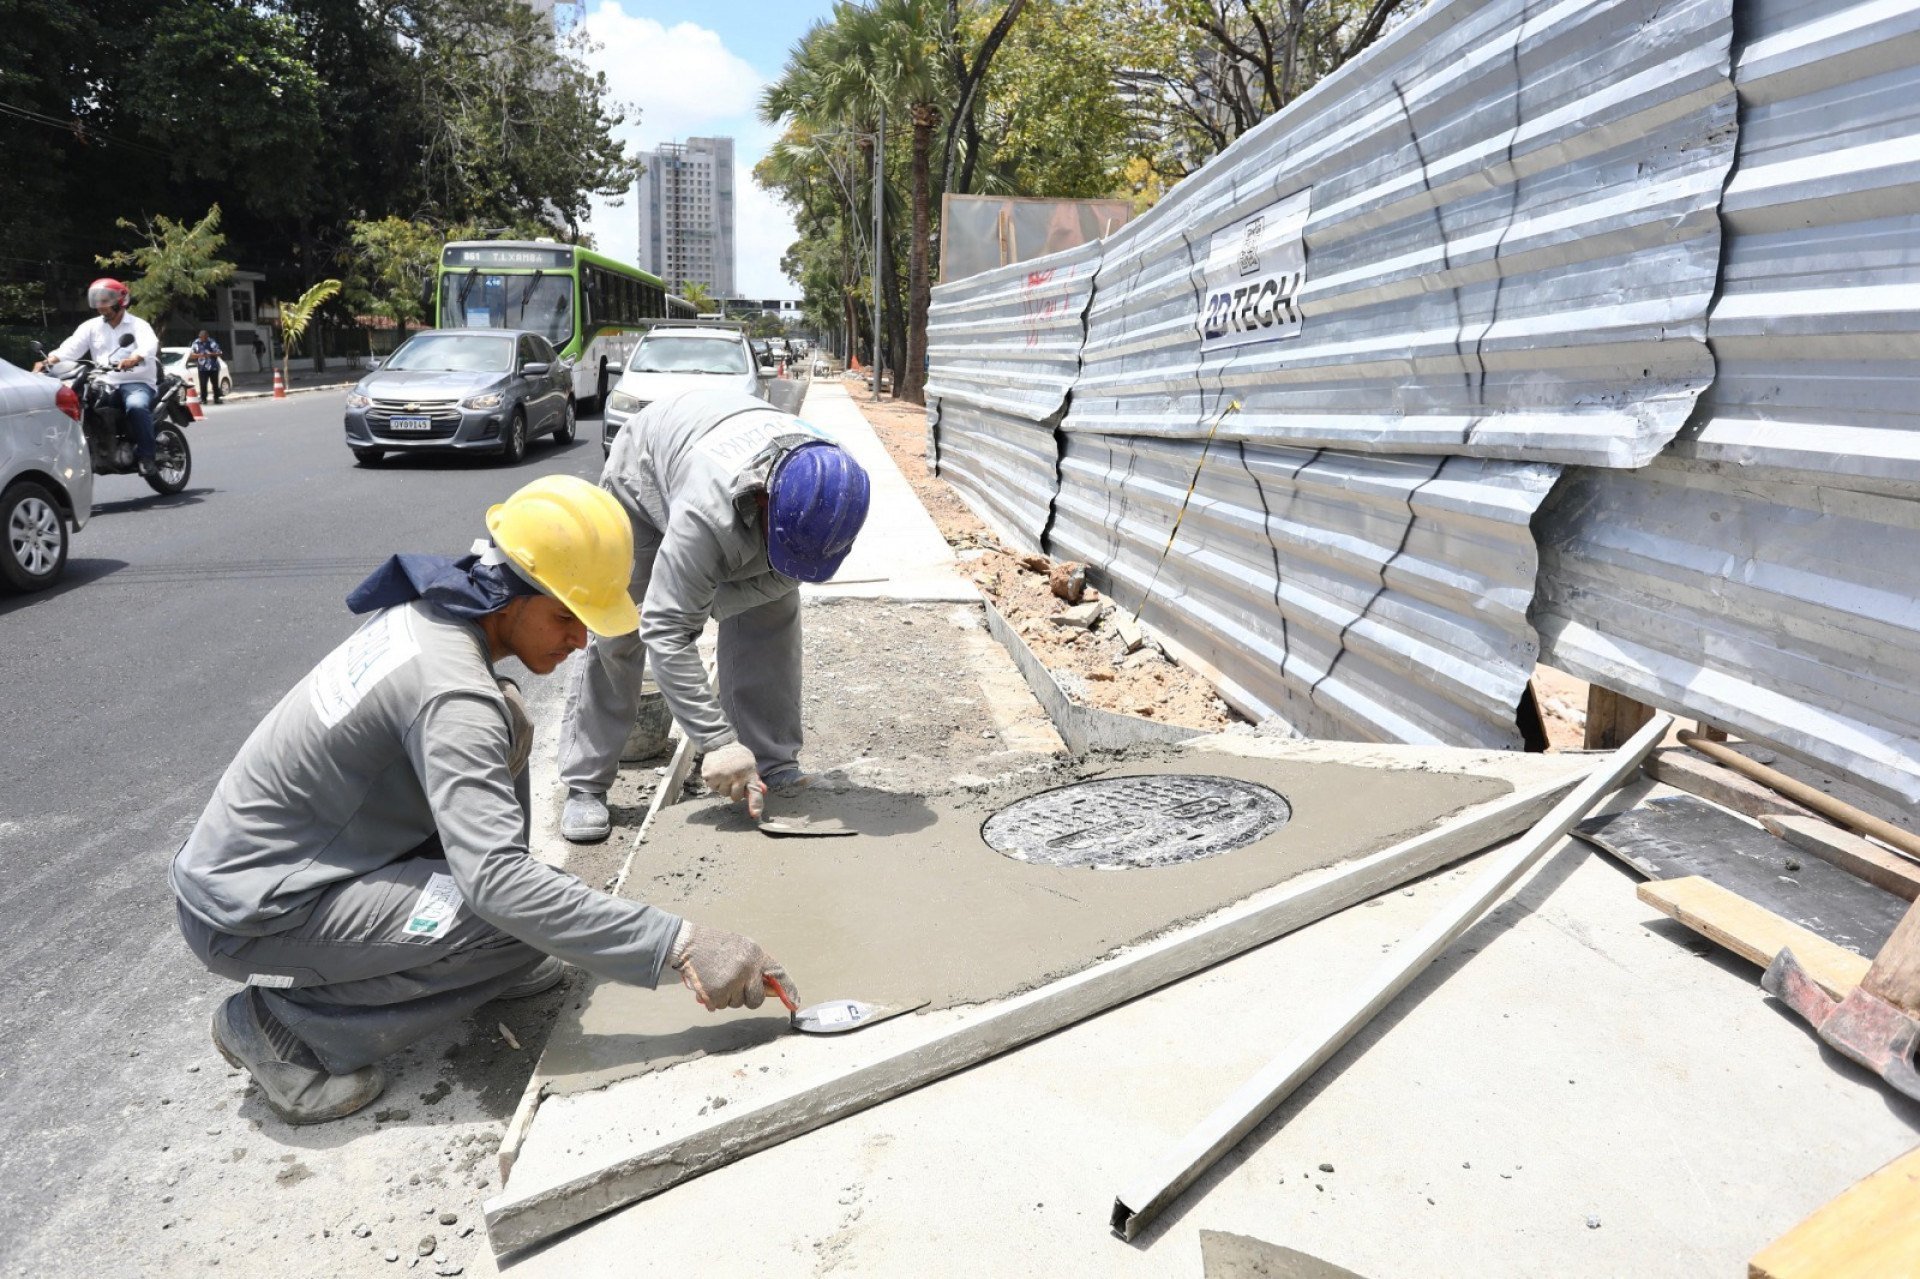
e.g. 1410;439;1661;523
1865;896;1920;1013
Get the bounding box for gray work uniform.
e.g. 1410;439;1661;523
171;601;683;1075
558;388;828;795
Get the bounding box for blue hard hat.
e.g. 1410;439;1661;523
766;441;871;582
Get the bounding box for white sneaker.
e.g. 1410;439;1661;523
560;788;611;843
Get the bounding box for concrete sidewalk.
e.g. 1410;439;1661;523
800;379;973;602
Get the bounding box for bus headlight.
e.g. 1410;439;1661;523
607;391;642;415
462;391;505;410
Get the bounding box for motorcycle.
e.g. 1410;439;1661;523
32;332;193;496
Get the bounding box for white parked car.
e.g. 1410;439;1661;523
161;346;233;399
602;322;769;456
0;357;94;592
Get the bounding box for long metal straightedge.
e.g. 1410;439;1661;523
1109;714;1672;1241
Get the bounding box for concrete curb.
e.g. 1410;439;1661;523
223;381;358;402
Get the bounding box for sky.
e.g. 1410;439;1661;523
575;0;840;298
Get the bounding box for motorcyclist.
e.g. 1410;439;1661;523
34;278;162;476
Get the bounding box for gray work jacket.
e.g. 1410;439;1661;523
170;601;682;988
602;388;830;752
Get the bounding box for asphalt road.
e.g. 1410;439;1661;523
0;390;606;1272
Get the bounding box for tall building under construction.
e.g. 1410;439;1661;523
634;137;736;300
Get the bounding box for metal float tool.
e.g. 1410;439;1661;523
1765;893;1920;1101
763;975;925;1036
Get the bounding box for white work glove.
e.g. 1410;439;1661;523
497;678;531;777
670;920;798;1011
701;742;764;816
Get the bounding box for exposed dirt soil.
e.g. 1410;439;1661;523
850;387;1237;734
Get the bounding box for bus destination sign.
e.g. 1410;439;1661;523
442;246;574;269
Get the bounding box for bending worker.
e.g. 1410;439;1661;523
171;476;794;1125
557;388;871;843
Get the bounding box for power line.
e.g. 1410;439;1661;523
0;101;174;161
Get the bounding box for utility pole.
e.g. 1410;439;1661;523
872;103;884;399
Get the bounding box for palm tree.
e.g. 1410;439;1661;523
279;278;342;386
677;280;716;314
810;0;945;405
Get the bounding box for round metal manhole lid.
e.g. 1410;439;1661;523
981;774;1291;870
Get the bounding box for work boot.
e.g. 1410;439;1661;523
498;956;569;1000
211;989;385;1126
560;788;610;843
137;457;157;478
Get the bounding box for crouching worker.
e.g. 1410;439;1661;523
171;475;796;1125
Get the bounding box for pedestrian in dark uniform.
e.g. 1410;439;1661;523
189;329;225;404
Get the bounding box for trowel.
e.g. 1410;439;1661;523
764;975;928;1035
748;778;858;838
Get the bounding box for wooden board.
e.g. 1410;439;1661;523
1584;684;1655;750
1644;749;1815;822
1576;795;1906;957
1750;1146;1920;1279
1762;815;1920;903
1636;878;1869;1000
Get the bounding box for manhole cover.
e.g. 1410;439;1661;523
981;774;1291;870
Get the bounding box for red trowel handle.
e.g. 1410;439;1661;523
764;972;799;1013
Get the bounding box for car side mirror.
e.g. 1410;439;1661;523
758;361;775;375
520;362;550;376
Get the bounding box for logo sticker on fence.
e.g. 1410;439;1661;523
1198;188;1311;352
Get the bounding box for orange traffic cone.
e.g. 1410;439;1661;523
272;367;287;399
776;357;787;379
184;381;205;420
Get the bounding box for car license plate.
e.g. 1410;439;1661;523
388;416;433;432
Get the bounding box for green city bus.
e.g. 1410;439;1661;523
434;240;697;409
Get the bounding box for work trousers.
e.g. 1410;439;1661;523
557;561;804;796
177;832;545;1075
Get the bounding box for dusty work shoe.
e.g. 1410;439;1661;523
211;990;385;1126
498;957;569;999
560;788;611;843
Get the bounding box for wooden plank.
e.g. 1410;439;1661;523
1107;716;1672;1243
1749;1146;1920;1279
483;772;1587;1254
1762;815;1920;903
1682;732;1920;860
1636;878;1869;1000
1645;749;1816;822
1576;795;1906;957
1584;684;1655;750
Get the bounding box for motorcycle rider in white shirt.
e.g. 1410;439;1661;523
35;277;163;475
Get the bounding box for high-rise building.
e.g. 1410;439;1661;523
634;137;736;300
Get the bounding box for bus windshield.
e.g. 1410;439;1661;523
386;333;515;373
439;272;575;350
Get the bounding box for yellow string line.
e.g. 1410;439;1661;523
1129;398;1241;626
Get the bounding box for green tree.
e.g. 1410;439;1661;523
677;280;717;313
96;206;238;333
278;278;343;381
345;217;444;341
122;0;324;220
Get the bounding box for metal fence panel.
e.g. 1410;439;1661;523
927;242;1102;546
1051;434;1559;748
1069;0;1735;467
1535;0;1920;802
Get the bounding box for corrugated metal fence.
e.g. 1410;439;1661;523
926;0;1920;799
1535;0;1920;802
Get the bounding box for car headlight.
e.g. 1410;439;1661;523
345;391;371;409
462;391;505;410
607;391;642;414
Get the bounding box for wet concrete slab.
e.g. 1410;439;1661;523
538;753;1508;1095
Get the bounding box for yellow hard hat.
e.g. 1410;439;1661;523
485;475;638;637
